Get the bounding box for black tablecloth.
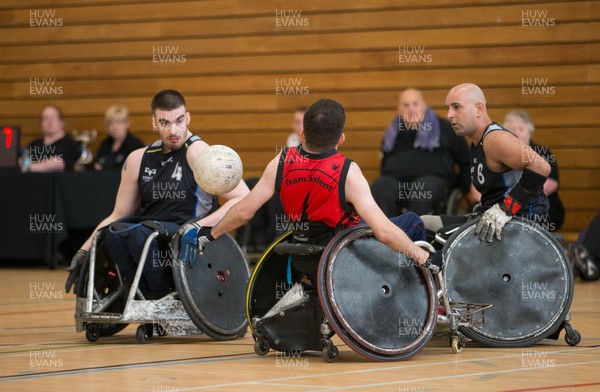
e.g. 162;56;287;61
0;170;120;267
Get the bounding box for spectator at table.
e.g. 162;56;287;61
94;105;145;171
24;104;80;172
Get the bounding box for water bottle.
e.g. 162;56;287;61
21;148;31;172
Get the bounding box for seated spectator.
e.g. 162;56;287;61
94;105;145;171
503;110;564;231
286;107;306;147
371;88;470;216
24;104;80;172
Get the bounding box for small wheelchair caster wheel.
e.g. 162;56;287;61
254;339;270;356
451;335;464;354
136;324;151;344
322;345;339;363
565;329;581;346
85;325;100;342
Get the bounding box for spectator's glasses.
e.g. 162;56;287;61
154;114;186;131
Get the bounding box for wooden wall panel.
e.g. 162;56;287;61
1;0;598;234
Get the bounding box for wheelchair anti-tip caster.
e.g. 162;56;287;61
85;324;100;342
253;332;270;356
450;333;464;354
321;338;339;363
564;323;581;346
322;344;339;363
136;324;154;344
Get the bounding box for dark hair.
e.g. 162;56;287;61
151;90;186;113
40;104;64;121
302;99;345;151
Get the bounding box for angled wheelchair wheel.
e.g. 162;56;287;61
318;225;437;361
443;217;574;347
172;233;250;341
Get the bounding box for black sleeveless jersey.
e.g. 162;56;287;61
471;123;548;217
137;135;213;224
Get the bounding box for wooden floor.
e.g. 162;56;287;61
1;266;599;392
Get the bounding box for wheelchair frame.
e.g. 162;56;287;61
76;229;203;344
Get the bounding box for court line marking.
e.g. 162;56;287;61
502;381;600;391
1;343;598;385
0;352;257;382
302;360;600;391
0;343;143;358
259;382;338;390
174;346;600;391
0;337;254;356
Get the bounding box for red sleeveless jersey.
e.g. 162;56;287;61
275;146;359;232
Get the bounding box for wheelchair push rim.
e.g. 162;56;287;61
442;217;574;347
318;225;437;361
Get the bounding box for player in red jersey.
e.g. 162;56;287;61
195;99;437;272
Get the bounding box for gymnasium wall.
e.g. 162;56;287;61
1;0;598;234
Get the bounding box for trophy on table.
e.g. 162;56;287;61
72;129;97;172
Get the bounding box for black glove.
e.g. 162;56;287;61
196;226;215;255
65;249;88;294
424;251;443;274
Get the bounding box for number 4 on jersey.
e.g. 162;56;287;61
171;162;183;181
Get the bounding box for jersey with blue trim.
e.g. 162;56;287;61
471;123;548;217
137;134;212;224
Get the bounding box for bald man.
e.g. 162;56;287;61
445;83;550;242
372;88;470;216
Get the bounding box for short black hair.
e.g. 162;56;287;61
151;90;186;113
302;99;345;151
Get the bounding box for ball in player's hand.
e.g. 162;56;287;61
193;145;243;195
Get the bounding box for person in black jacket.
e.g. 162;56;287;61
503;110;565;231
371;88;471;216
24;104;80;172
94;105;145;171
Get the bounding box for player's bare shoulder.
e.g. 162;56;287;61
347;161;364;179
123;147;145;172
186;138;210;167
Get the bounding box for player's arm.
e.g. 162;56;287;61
80;149;143;251
475;132;551;242
185;140;250;227
485;131;550;214
345;162;429;265
484;131;550;176
65;149;142;293
208;155;279;239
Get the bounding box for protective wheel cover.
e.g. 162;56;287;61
318;225;436;361
246;232;293;330
172;233;249;340
76;241;127;337
443;217;573;347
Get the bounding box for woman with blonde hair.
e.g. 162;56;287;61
94;105;144;170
